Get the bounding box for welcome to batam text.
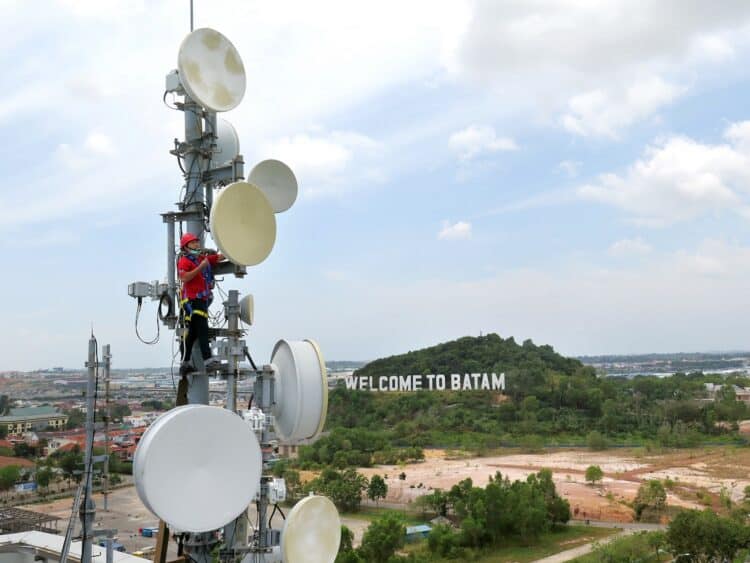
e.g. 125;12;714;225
344;373;506;392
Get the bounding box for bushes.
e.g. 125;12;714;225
634;480;666;522
298;428;423;469
421;470;570;557
586;431;608;450
305;468;368;512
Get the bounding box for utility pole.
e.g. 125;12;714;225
103;344;111;512
81;335;97;563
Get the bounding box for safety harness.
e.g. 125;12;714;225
179;253;214;321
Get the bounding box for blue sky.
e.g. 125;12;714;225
4;0;750;369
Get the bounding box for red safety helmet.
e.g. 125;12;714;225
180;232;200;248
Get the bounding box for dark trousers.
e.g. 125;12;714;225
182;298;211;363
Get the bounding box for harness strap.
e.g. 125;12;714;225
180;253;213;300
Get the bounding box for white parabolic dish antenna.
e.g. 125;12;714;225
209;181;277;266
177;28;246;112
215;118;240;165
271;340;328;443
239;294;254;325
249;159;298;213
133;405;262;532
281;495;341;563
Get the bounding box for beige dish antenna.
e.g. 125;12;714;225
133;405;262;532
270;339;328;443
281;495;341;563
178;28;246;112
249;159;298;213
214;118;240;165
209;181;277;266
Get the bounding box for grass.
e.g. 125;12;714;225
403;525;619;563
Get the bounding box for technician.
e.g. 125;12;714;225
178;232;226;375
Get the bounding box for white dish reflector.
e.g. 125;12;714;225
239;294;254;325
249;159;298;213
271;340;328;443
214;118;240;166
209;181;277;266
177;28;246;112
133;405;262;532
281;495;341;563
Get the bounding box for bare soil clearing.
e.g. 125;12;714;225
359;447;750;522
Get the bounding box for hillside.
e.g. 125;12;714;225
354;333;583;379
316;334;749;454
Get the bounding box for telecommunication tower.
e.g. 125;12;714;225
127;15;340;563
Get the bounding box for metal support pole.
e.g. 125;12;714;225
167;218;177;328
82;335;97;563
106;532;114;563
183;97;204;240
182;94;217;563
103;345;111;512
222;291;243;551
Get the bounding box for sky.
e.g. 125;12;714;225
4;0;750;370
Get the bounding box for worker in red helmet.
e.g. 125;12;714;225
178;232;226;374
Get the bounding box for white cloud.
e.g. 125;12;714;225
578;121;750;225
335;239;750;358
690;34;736;63
438;220;472;240
458;2;750;79
561;77;684;138
453;2;750;135
84;132;115;155
608;238;652;257
558;160;581;178
260;130;382;198
449;125;517;160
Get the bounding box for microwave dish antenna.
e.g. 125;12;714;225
249;159;298;213
133;405;262;532
239;294;254;325
270;339;328;443
215;118;240;166
281;495;341;563
178;27;246;112
209;181;277;266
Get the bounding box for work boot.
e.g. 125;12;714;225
179;361;196;376
203;358;222;372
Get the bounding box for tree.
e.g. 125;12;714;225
0;396;10;416
65;409;85;430
305;468;368;512
367;474;387;506
585;465;604;486
0;465;21;497
417;489;448;517
634;480;666;522
36;466;52;492
667;509;746;562
58;449;83;486
425;524;456;558
334;525;362;563
13;442;35;459
359;512;405;563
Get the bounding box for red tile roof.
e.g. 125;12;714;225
0;456;33;468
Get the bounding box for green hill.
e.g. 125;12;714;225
354;333;583;379
310;333;749;459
